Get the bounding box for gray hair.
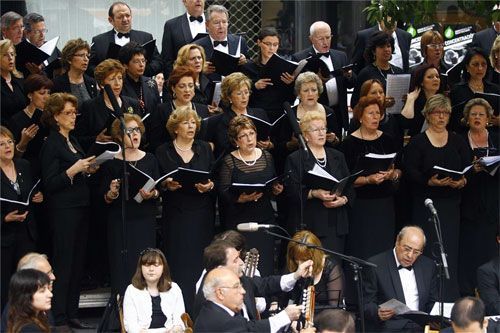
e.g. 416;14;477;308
1;11;23;29
309;21;330;36
396;225;426;247
422;94;451;117
206;4;229;21
202;272;224;302
17;252;49;271
463;98;494;125
23;13;45;32
294;71;323;96
490;35;500;67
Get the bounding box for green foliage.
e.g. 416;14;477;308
363;0;439;27
457;0;500;23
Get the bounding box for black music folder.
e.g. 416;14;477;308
210;49;239;76
305;165;362;195
87;141;121;166
106;39;156;62
262;53;301;85
15;36;59;67
171;167;211;192
355;152;397;176
245;112;286;141
432;165;473;180
231;174;284;195
128;164;175;203
0;179;41;214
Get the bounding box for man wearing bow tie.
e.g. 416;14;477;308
89;1;162;77
161;0;206;79
291;21;355;132
194;4;248;81
363;226;438;332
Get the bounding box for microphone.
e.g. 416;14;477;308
424;198;437;215
284;102;308;153
103;84;124;117
237;222;277;232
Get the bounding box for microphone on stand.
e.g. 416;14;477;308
424;198;437;215
284;102;308;153
237;223;278;232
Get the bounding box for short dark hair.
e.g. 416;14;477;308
23;13;44;32
213;230;246;252
227;115;256;146
131;248;172;292
167;65;197;99
451;297;486;329
462;47;490;82
352;96;383;121
203;240;233;271
314;309;355;333
61;38;90;71
108;1;131;18
118;41;146;66
41;93;78;130
24;74;53;95
364;31;395;64
410;63;441;92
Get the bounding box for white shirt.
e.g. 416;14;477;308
114;29;130;46
312;46;339;106
377;24;403;69
210;36;229;54
393;249;419;311
186;13;206;39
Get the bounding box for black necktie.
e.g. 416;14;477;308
189;15;203;23
117;32;130;39
398;265;413;271
317;52;330;58
213;40;228;47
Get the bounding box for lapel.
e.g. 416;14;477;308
413;259;426;310
106;29;115;44
228;34;241;56
241;276;257;319
387;251;407;304
180;14;193;43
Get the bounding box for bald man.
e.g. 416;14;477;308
195;267;303;332
363;226;438;332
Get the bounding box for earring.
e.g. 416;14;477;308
172;92;177;99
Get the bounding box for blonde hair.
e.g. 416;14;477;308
0;39;22;78
174;43;206;70
295;71;323;96
166;106;201;139
287;230;325;276
220;72;252;106
490;35;500;67
299;110;326;133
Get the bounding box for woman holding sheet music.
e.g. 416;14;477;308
340;96;401;260
457;98;499;297
284;111;353;254
155;106;215;313
101;114;159;296
218;115;282;276
0;126;42;308
403;94;471;301
39;93;97;327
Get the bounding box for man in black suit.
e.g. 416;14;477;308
89;1;162;77
471;21;500;55
363;226;438;332
194;4;248;81
291;21;355;132
351;19;412;73
194;267;303;332
477;234;500;316
161;0;206;79
450;297;490;333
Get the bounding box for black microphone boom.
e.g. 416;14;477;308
284;102;308;153
103;84;124;117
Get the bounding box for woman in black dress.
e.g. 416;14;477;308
39;93;97;328
457;98;499;296
284;111;353;253
340;96;402;260
403;94;471;301
101;114;159;296
155;106;215;312
0;126;43;308
283;230;344;308
351;31;404;107
218;115;283;276
1;39;28;124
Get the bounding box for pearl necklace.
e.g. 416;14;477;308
315;156;327;168
237;148;257;166
173;139;192;152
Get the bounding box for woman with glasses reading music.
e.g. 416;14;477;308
39;93;97;329
123;248;185;333
155;106;215;312
101;114;159;296
403;94;471;301
0;126;43;308
52;38;98;106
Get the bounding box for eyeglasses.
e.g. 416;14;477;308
126;127;141;135
237;131;256;141
427;43;444;49
131;58;147;65
61;111;77;117
0;139;14;148
400;244;423;256
32;28;48;36
219;283;244;291
74;53;90;59
307;127;327;134
262;41;279;48
429;110;450;116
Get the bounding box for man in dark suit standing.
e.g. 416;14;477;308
477;234;500;316
363;226;438;332
292;21;355;132
351;19;412;73
194;267;303;332
161;0;206;79
89;1;162;77
194;4;248;81
471;21;500;55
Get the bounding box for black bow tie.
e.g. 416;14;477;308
189;15;203;23
317;52;330;58
213;40;228;47
398;265;413;271
116;32;130;39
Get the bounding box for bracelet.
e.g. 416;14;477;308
107;191;119;200
393;172;399;182
15;144;26;153
153;189;159;199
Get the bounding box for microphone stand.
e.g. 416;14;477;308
428;211;449;330
263;229;376;333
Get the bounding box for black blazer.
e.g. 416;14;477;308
1;76;28;124
477;257;500;316
1;158;38;247
194;300;270;333
351;25;412;73
51;72;98;100
89;29;163;77
292;46;355;130
363;250;438;331
121;74;160;115
471;27;498;55
39;130;90;209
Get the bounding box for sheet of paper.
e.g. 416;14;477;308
385;74;411;114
